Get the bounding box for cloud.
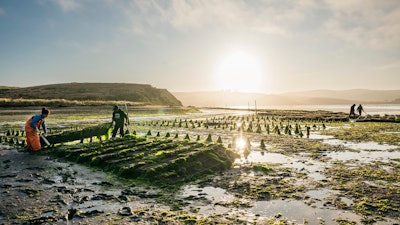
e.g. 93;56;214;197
324;0;400;49
166;0;246;30
376;60;400;71
0;7;5;16
120;0;311;37
117;0;400;49
51;0;80;12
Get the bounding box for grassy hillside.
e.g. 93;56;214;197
0;83;182;106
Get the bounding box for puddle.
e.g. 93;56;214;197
309;134;335;140
178;185;238;215
323;140;398;151
307;189;339;200
310;133;399;151
252;199;362;225
180;185;235;202
306;189;354;208
309;133;400;163
76;200;163;215
246;151;292;164
0;144;12;150
326;150;400;163
242;151;327;181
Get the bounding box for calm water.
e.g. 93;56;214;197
231;104;400;115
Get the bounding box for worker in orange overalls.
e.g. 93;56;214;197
25;107;50;151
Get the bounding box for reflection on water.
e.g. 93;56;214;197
243;151;326;181
323;139;398;151
306;189;354;209
181;185;235;202
307;189;339;200
310;133;400;163
178;185;237;215
178;184;368;224
246;151;291;164
251;198;398;225
327;150;400;163
252;199;362;225
0;144;12;150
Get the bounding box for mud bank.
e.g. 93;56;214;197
0;147;308;225
0;147;175;224
1;108;399;224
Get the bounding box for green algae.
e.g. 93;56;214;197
324;161;400;219
2;108;400;224
47;135;239;186
322;122;400;145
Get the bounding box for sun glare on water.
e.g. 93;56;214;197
216;51;265;93
235;137;246;150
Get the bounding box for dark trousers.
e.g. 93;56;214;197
112;122;124;137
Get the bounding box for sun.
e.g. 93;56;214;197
216;51;265;93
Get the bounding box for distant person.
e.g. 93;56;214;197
112;105;129;138
357;104;364;117
349;104;356;118
25;107;50;151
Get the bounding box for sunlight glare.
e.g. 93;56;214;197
217;51;264;93
235;137;246;150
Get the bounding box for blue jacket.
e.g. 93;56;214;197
30;114;47;134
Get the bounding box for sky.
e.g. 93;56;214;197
0;0;399;94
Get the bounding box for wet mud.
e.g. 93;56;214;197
1;108;400;224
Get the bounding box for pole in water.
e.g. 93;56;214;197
40;134;50;146
124;103;130;134
255;100;257;117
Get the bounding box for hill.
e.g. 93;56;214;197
283;89;400;103
0;83;182;106
173;89;400;107
0;86;18;89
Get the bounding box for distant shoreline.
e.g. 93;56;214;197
222;104;400;116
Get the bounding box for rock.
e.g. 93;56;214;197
91;193;115;201
51;195;69;205
118;206;132;216
117;195;130;202
80;209;104;217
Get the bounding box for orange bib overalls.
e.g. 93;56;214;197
25;117;44;151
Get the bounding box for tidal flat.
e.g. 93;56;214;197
0;107;399;224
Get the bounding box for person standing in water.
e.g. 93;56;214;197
25;107;50;151
357;104;364;117
349;104;356;118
